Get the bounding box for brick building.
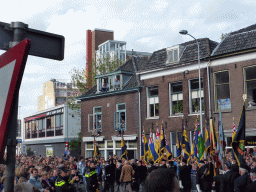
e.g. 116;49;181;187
208;24;256;148
79;57;147;159
138;38;218;156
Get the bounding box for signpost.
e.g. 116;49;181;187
0;21;65;192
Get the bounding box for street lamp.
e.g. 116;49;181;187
179;30;203;135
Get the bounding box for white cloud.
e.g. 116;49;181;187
150;0;169;12
188;2;202;16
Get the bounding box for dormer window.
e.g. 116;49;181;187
166;45;184;65
97;74;124;93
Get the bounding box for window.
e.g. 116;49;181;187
114;103;126;131
245;66;256;107
93;107;102;131
170;82;183;115
189;79;204;113
38;119;45;138
46;116;54;137
166;46;184;64
214;71;231;110
147;86;159;118
114;75;121;90
55;114;63;136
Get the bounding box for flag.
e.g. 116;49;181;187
205;124;210;155
121;135;128;160
191;120;199;165
232;102;246;166
181;118;190;162
160;122;166;153
93;139;100;160
141;129;145;159
176;132;181;160
232;117;236;141
218;107;226;169
197;118;205;161
210;118;218;154
155;125;160;155
149;130;159;161
144;131;152;161
165;135;172;159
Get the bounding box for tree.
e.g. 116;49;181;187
69;132;82;154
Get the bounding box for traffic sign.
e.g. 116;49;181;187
0;39;30;161
0;21;64;60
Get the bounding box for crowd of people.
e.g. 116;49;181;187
1;148;256;192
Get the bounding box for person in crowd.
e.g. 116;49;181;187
28;168;49;192
179;159;192;192
49;169;58;188
41;171;54;192
103;159;116;192
234;162;251;192
85;161;98;192
159;159;167;169
14;182;34;192
196;160;213;192
147;161;157;175
246;168;256;192
134;160;147;192
168;161;178;177
120;160;134;192
115;160;122;192
214;161;240;192
55;167;74;192
145;168;179;192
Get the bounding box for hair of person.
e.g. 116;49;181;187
31;168;38;173
239;167;247;173
14;182;34;192
41;171;48;177
250;172;256;178
145;168;176;192
17;177;27;184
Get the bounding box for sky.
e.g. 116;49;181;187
1;0;256;119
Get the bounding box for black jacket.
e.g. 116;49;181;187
214;170;240;192
196;163;214;191
234;173;251;192
115;165;122;184
179;164;192;191
246;180;256;192
105;163;116;183
147;165;157;174
55;176;72;192
85;168;99;192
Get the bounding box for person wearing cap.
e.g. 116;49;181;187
196;160;214;192
246;168;256;192
213;161;240;192
234;162;251;192
55;167;74;192
179;158;192;192
85;161;99;192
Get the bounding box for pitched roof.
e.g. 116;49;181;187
211;24;256;57
142;38;218;71
79;57;146;99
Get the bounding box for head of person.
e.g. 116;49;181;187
145;168;179;192
31;168;38;178
250;169;256;181
59;168;68;178
41;171;48;180
161;160;166;165
14;182;34;192
90;161;96;168
224;161;232;171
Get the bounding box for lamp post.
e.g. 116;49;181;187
179;30;203;135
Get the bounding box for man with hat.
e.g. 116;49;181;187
55;167;74;192
85;160;99;192
246;168;256;192
196;159;213;192
213;161;240;192
179;158;192;192
234;162;251;192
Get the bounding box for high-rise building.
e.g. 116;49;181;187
37;79;80;112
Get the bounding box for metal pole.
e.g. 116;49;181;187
5;22;26;192
187;34;203;136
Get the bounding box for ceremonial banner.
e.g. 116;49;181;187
121;135;128;160
93;139;101;160
232;102;246;166
176;132;181;160
181;118;190;161
149;130;159;161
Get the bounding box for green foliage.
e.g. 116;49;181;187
69;132;82;154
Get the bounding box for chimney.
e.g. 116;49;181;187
86;30;92;89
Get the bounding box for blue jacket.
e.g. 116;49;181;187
28;175;44;191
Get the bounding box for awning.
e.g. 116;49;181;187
83;136;105;142
111;135;137;141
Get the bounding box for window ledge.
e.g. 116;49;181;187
168;115;184;118
213;110;231;114
246;107;256;111
146;117;159;120
188;113;205;116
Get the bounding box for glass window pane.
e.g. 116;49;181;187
191;79;203;89
216;84;230;100
148;87;158;97
150;104;154;117
174;49;178;62
168;50;173;62
116;141;121;148
247;80;256;105
215;71;229;84
87;142;93;149
172;83;182;93
107;141;113;148
94;107;102;113
129;141;137;148
98;141;105;149
155;103;159;116
56;115;60;127
246;67;256;80
118;104;126;111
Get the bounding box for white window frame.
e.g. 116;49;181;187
147;86;159;119
244;65;256;108
114;103;126;131
214;70;231;111
169;82;183;116
189;78;204;114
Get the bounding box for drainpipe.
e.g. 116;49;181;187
139;91;142;159
207;61;212;118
